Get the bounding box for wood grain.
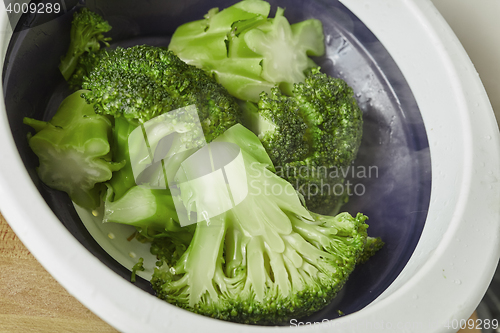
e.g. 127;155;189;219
0;211;118;333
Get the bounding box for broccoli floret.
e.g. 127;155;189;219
151;236;190;269
23;90;124;209
294;69;363;168
150;124;369;324
242;68;364;214
168;0;325;102
241;92;309;165
59;8;112;81
358;236;385;264
68;48;108;90
80;45;240;142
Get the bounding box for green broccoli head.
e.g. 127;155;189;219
68;48;108;90
59;8;112;81
149;124;369;324
358;236;385;265
294;68;363;167
242;68;364;214
81;45;240;142
241;89;310;165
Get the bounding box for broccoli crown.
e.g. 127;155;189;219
242;89;310;165
294;68;363;168
242;68;363;214
68;48;107;89
149;124;369;325
357;236;385;265
261;68;363;169
59;8;112;80
81;45;241;142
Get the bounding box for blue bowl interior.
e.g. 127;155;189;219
3;0;431;325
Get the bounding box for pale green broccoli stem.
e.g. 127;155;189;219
108;116;139;200
223;226;246;278
102;185;178;229
24;90;124;209
244;7;324;93
170;216;227;306
168;0;271;67
168;0;325;102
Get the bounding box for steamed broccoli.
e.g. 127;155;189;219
23;90;124;209
24;6;384;326
242;68;364;214
59;8;111;81
149;124;369;324
168;0;324;102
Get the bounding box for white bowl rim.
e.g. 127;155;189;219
1;0;499;332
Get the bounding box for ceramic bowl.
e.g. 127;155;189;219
0;0;499;332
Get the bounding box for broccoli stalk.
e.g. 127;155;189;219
102;185;177;232
168;0;325;102
358;236;385;264
107;116;139;201
241;7;324;95
150;124;369;324
23;90;124;209
167;0;271;66
101;107;204;239
59;8;111;81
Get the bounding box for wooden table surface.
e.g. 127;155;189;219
0;211;481;333
0;211;118;333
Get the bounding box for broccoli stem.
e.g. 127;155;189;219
172;217;227;306
24;90;124;209
59;50;80;81
108;116;139;200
